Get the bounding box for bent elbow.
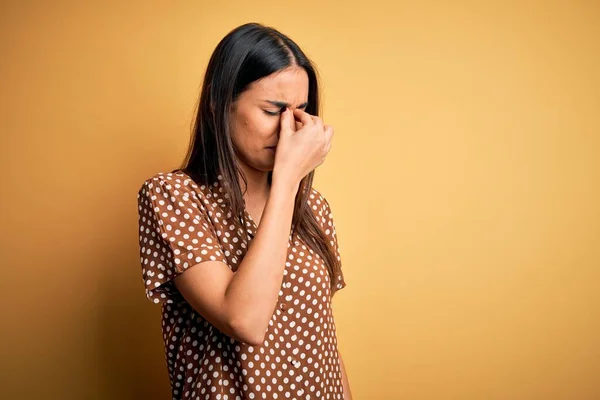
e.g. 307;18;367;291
228;317;266;346
243;333;266;347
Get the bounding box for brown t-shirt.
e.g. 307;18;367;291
137;171;347;400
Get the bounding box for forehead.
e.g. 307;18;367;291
246;67;309;104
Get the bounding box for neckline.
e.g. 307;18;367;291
242;196;297;250
242;206;258;238
173;170;261;238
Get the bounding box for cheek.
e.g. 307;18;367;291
243;114;278;143
230;108;279;157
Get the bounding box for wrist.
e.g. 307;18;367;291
271;172;300;197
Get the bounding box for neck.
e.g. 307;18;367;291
237;162;271;200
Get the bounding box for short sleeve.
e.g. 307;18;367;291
136;176;228;304
320;196;347;293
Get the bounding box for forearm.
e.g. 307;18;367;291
225;177;299;340
340;353;353;400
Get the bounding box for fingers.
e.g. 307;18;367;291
280;107;295;134
293;109;326;135
312;115;324;132
324;125;334;142
293;108;314;126
291;110;331;151
324;125;334;153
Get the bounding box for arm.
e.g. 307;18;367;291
173;177;299;345
171;107;327;345
340;352;353;400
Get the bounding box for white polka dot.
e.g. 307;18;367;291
137;174;345;397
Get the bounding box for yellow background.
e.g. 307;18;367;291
1;1;599;399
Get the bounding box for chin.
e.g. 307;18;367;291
249;161;274;173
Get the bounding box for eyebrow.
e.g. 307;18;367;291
263;100;308;109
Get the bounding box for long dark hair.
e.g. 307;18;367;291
174;22;342;294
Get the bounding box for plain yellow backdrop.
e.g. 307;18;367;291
1;1;599;399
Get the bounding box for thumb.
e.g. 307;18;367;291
280;107;294;135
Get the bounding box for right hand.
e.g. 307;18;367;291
272;108;334;187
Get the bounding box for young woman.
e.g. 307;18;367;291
137;22;351;400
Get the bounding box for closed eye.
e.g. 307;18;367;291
263;109;282;116
262;103;308;116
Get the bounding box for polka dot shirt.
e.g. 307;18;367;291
137;171;347;400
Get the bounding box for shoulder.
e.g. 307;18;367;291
138;170;202;191
137;171;213;202
307;186;327;208
137;171;229;229
307;187;334;225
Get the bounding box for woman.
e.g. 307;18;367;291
137;22;351;400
